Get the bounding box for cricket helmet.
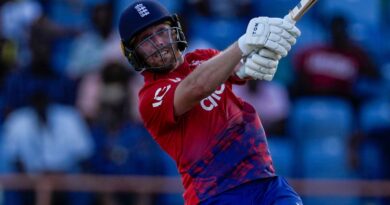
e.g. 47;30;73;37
119;0;187;72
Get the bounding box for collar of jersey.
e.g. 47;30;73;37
142;57;191;83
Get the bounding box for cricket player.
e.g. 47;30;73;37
119;0;302;204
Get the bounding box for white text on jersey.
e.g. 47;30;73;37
152;85;171;107
200;84;225;111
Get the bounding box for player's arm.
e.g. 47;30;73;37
174;42;242;116
173;17;300;116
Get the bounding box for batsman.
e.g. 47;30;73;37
119;0;302;204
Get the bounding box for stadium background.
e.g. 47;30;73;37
0;0;389;204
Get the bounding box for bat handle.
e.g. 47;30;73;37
284;13;297;25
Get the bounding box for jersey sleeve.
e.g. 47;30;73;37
185;48;220;70
138;80;179;138
186;48;245;85
228;73;247;85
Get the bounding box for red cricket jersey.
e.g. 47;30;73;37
139;49;275;205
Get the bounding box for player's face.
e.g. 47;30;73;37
133;23;181;72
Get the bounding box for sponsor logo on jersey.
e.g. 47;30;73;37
200;84;225;111
189;60;204;67
169;78;181;83
152;85;171;107
151;82;225;111
151;79;180;108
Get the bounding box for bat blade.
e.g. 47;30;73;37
288;0;318;21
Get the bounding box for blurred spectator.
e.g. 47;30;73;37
39;0;91;72
0;36;18;123
317;0;383;65
78;62;168;205
0;37;17;72
45;0;89;28
290;15;382;185
0;0;42;67
2;91;93;173
291;15;379;109
233;81;290;136
2;14;77;118
1;91;93;205
351;97;390;205
0;35;18;175
66;2;125;79
89;62;134;124
76;62;141;124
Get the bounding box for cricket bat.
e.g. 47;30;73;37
287;0;318;22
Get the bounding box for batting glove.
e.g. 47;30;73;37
238;17;301;57
236;48;281;81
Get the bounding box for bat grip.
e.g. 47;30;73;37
284;13;297;25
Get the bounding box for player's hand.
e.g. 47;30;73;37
238;17;301;57
236;48;281;81
284;14;296;25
